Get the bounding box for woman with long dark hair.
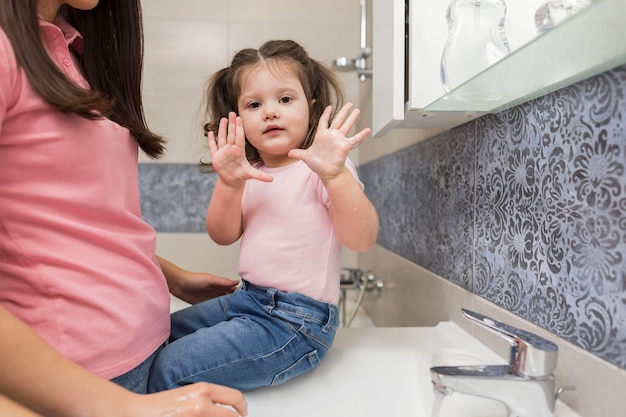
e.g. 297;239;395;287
0;1;247;416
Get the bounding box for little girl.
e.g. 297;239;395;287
148;39;379;392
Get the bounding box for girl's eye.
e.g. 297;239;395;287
248;102;260;109
279;97;292;104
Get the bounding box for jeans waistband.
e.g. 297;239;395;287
240;279;338;328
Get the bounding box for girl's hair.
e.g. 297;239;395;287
202;39;345;167
0;0;165;158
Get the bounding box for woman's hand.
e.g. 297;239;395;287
158;257;239;305
288;103;371;181
208;112;272;186
129;383;247;417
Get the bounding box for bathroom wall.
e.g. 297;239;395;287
358;64;626;417
139;0;364;278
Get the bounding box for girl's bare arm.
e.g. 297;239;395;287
323;168;379;252
206;113;272;245
288;103;379;252
206;179;246;245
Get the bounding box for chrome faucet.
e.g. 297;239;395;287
430;308;567;417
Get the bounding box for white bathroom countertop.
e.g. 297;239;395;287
242;323;581;417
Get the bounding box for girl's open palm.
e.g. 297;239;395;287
208;112;272;186
288;103;370;181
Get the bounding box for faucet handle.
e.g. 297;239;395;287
461;308;558;378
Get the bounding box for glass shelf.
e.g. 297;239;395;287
395;0;626;130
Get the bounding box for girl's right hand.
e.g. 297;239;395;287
208;112;272;186
131;383;247;417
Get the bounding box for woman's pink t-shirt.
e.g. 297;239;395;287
0;18;170;379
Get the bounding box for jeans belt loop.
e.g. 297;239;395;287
267;287;277;310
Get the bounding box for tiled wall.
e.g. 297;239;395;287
359;64;626;370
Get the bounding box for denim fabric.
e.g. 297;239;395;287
147;280;339;393
111;343;164;393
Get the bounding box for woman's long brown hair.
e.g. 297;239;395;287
0;0;165;158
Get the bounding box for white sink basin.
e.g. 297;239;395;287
244;322;581;417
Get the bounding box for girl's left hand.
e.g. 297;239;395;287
288;103;370;181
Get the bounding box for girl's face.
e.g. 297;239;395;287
237;63;310;168
38;0;100;21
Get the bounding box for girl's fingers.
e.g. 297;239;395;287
322;103;362;137
214;112;244;150
207;131;218;155
317;105;333;130
234;116;246;149
341;107;361;135
329;102;353;131
216;117;228;148
350;127;371;146
226;112;237;144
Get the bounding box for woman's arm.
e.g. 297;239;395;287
0;395;42;417
0;306;247;417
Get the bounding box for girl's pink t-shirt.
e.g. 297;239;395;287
0;18;170;378
238;159;363;305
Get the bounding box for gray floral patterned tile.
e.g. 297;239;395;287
474;66;626;368
139;163;216;233
361;122;475;290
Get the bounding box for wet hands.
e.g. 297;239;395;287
288;103;371;182
138;382;247;417
207;112;272;186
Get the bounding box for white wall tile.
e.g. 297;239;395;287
228;0;358;26
228;23;360;63
143;19;229;91
141;88;208;163
156;233;240;278
142;0;228;21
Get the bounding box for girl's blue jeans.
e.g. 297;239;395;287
146;280;339;392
